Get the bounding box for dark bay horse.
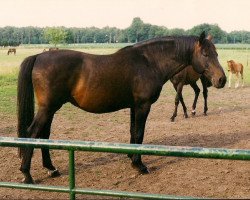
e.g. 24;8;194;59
7;48;16;55
170;65;212;122
49;47;59;51
17;32;226;183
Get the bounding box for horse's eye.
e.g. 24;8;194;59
202;53;208;57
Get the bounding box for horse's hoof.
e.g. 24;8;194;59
170;118;175;122
184;114;188;118
48;169;60;177
127;154;133;159
131;163;149;174
22;177;34;184
139;166;149;174
204;113;207;116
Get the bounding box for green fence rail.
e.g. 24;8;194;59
0;137;249;199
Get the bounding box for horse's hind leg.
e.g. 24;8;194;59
130;103;151;174
127;108;135;158
41;113;60;177
20;107;53;183
190;82;200;116
241;72;244;87
179;92;188;119
170;83;183;122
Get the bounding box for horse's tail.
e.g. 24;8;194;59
17;55;38;158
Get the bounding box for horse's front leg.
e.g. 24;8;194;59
200;78;208;115
130;103;151;174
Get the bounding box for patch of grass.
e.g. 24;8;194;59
218;49;250;84
0;84;17;115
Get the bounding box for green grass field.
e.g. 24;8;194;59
0;44;249;117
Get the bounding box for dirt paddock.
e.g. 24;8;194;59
0;83;249;199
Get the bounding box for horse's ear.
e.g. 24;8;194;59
207;34;213;41
199;31;206;44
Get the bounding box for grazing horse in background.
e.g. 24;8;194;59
7;48;16;55
17;32;226;183
227;60;244;88
170;65;212;122
49;47;59;51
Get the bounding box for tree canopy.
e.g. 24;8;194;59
0;17;250;46
43;27;67;47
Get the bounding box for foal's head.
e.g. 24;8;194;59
192;32;226;88
227;60;235;72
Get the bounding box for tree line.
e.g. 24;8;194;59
1;17;250;46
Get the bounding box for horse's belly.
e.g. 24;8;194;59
72;90;131;113
71;74;133;113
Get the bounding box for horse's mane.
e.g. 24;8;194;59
118;36;198;63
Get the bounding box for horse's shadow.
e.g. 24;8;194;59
146;130;250;171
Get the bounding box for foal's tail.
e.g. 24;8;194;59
17;55;38;158
240;64;244;77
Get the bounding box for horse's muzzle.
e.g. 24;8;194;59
217;76;227;88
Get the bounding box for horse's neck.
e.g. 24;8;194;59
142;46;191;83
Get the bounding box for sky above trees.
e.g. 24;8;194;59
0;0;250;32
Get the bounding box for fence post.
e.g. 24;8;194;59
69;150;75;200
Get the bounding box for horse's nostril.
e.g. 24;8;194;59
219;77;226;87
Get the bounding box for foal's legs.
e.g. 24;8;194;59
20;106;54;183
228;71;232;88
235;72;240;88
241;72;244;87
130;103;151;174
190;82;200;116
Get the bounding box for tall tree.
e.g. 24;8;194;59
43;27;67;47
188;23;226;43
127;17;144;42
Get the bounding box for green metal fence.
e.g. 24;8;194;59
0;136;249;199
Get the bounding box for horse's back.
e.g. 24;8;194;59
235;62;244;73
32;49;145;113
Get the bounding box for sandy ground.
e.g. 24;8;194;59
0;82;249;199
